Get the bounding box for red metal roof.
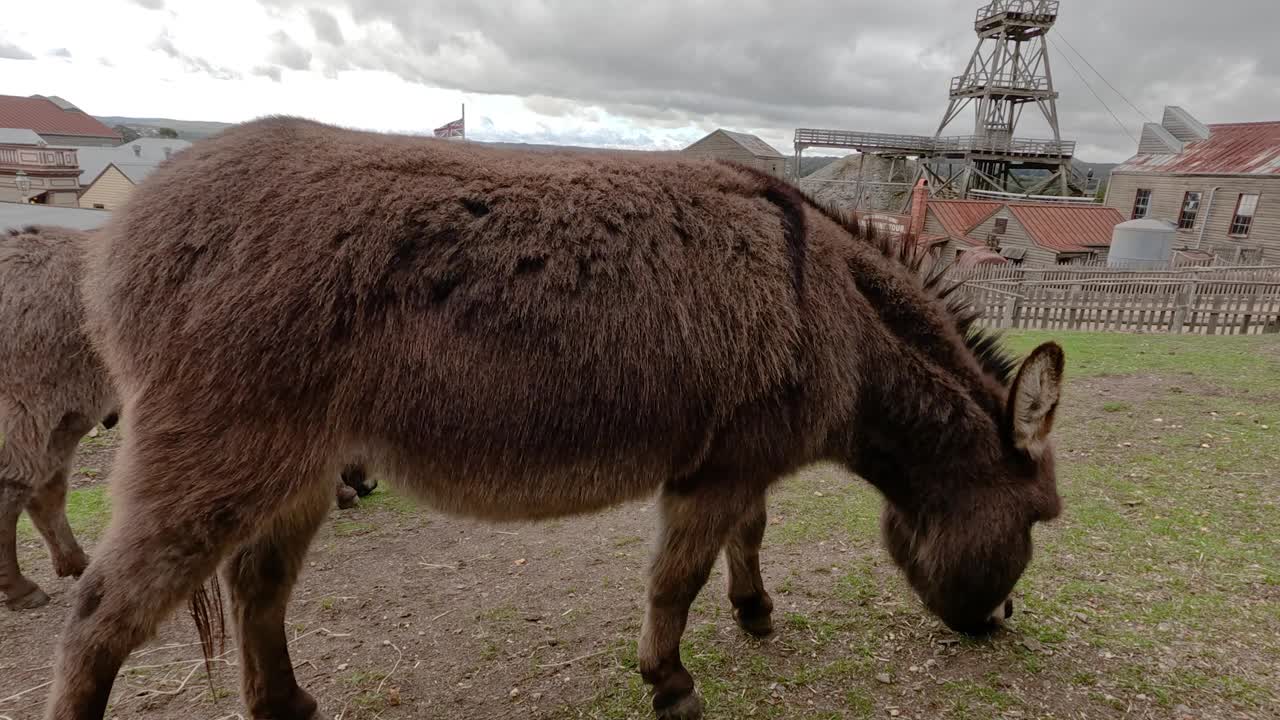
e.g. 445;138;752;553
927;200;1003;246
1115;121;1280;176
0;95;121;141
1006;203;1125;252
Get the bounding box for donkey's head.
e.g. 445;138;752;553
879;341;1065;635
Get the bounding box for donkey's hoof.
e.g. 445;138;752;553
732;595;775;638
55;550;90;578
654;691;703;720
336;485;359;510
250;687;317;720
733;607;774;638
5;585;51;611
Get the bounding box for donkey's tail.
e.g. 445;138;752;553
189;574;226;689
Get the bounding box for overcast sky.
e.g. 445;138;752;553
3;0;1277;162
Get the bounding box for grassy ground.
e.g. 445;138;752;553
5;330;1278;720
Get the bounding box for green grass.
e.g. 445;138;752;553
1000;330;1279;389
16;484;111;543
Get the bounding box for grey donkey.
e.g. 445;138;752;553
1;225;376;610
0;225;118;610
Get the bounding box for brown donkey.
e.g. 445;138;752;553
45;117;1065;720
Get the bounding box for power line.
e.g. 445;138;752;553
1057;30;1153;124
1050;39;1138;145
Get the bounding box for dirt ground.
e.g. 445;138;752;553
1;332;1277;720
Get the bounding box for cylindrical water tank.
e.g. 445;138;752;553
1107;218;1176;270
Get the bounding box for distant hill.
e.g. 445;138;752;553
95;116;234;141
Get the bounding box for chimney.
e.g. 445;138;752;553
132;144;141;157
909;178;929;238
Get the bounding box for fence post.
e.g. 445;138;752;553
1170;281;1196;334
1002;293;1021;329
1067;283;1082;330
1241;283;1264;334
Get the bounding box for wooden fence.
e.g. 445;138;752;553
950;266;1280;335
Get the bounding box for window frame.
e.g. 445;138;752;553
1229;193;1260;238
1131;188;1152;219
1177;191;1202;230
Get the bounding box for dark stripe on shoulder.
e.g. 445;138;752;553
718;161;809;300
763;181;808;300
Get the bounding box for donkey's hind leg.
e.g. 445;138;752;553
222;481;330;720
26;414;96;579
43;421;315;720
0;408;54;610
724;493;774;637
640;475;753;720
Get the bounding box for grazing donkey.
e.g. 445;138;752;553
1;226;375;612
45;117;1065;720
1;226;119;611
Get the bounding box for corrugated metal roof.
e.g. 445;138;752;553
76;139;192;185
1006;203;1125;252
1114;120;1280;176
720;130;785;159
0;95;121;141
0;202;110;232
0;128;46;146
927;200;1003;245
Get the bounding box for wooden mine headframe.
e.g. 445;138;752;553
928;0;1075;197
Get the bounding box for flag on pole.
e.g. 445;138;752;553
433;104;466;140
433;117;464;138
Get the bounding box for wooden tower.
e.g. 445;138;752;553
931;0;1074;196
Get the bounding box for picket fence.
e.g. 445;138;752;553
950;266;1280;335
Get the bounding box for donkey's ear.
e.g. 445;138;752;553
1006;342;1065;458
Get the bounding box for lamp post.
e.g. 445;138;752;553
14;169;31;203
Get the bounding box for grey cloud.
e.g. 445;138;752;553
254;65;283;82
151;34;180;58
151;32;242;80
259;0;1280;161
49;48;72;58
0;41;35;60
467;116;664;150
132;0;165;8
308;9;344;45
270;30;312;70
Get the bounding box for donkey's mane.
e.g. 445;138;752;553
780;177;1020;386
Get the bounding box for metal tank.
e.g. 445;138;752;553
1107;218;1176;270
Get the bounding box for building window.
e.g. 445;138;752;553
1131;189;1152;219
1229;193;1259;237
92;203;106;209
1177;191;1201;230
993;217;1008;234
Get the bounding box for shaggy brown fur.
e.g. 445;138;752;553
44;117;1065;720
0;226;118;611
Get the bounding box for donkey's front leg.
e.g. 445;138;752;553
724;493;773;637
640;478;743;720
